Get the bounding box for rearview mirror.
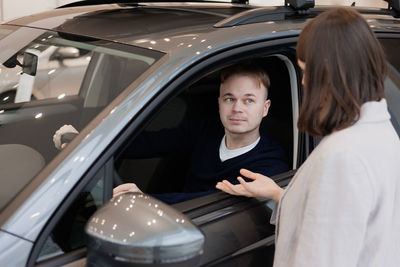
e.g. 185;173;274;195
15;49;40;103
85;192;204;267
22;51;38;76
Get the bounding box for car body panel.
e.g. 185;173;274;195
0;230;33;266
0;2;399;267
0;9;303;242
6;5;400;52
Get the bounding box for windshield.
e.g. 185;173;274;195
0;26;163;211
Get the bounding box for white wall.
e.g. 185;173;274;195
0;0;75;22
0;0;389;23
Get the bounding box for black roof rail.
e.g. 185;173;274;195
58;0;118;8
285;0;314;10
385;0;400;17
58;0;400;20
214;0;315;27
58;0;116;8
58;0;315;9
214;6;318;28
57;0;249;9
215;1;400;28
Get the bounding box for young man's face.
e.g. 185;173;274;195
218;73;270;137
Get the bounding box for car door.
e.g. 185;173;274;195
379;36;400;136
29;37;303;267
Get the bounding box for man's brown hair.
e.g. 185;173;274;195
297;8;387;136
220;60;270;98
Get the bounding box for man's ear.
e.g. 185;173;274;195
263;99;271;117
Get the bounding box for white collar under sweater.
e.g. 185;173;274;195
219;135;260;162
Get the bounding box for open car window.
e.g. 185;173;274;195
0;26;163;212
31;52;299;266
380;38;400;135
114;55;296;204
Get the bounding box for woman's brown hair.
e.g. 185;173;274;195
297;8;387;136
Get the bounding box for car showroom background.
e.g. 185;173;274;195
0;0;388;23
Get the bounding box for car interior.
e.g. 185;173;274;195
34;54;298;263
114;55;295;196
0;49;154;162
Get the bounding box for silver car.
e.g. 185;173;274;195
0;1;400;266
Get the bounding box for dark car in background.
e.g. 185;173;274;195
0;1;399;266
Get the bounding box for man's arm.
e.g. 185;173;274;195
121;120;202;159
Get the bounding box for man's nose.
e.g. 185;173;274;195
232;101;243;112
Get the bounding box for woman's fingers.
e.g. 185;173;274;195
216;181;238;195
224;179;253;197
222;180;243;195
237;176;250;188
216;180;247;196
240;169;271;182
240;168;269;181
237;177;258;197
216;181;226;191
217;171;283;201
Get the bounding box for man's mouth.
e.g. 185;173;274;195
229;117;246;123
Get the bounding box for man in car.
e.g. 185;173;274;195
54;61;289;203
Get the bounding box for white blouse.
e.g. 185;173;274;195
273;99;400;267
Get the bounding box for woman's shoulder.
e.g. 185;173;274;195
323;119;398;154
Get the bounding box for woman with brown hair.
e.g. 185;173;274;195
216;8;400;267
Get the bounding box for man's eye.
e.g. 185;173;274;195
246;99;254;104
225;98;234;102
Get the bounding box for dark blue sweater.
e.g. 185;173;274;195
123;120;289;203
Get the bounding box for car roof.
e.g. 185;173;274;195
5;2;400;56
5;3;247;44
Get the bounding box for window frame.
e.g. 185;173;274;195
28;158;114;267
378;35;400;136
28;36;302;266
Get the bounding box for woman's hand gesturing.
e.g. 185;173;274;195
216;168;283;203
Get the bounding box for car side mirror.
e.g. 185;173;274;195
85;192;204;267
